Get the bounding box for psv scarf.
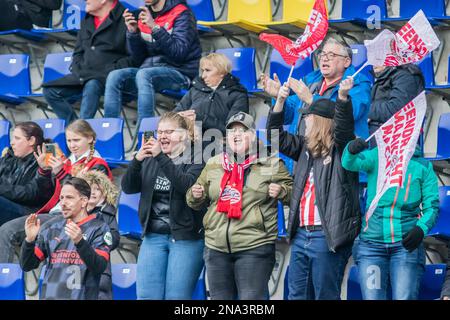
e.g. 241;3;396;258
217;152;257;219
138;4;188;38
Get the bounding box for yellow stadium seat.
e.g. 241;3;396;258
198;0;272;34
264;0;317;33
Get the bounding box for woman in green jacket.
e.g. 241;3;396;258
342;138;439;300
186;112;293;300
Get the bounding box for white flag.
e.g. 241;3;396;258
364;91;427;232
364;10;440;67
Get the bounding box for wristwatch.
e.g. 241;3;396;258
151;24;161;32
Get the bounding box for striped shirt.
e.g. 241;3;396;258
299;168;322;226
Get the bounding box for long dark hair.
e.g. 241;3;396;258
15;121;44;151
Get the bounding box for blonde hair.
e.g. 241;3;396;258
159;112;195;141
66;119;97;175
306;115;334;158
76;170;119;206
200;53;232;75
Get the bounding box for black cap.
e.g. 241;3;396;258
299;98;335;119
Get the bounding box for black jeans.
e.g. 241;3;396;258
204;244;275;300
0;213;57;263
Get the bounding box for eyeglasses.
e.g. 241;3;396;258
317;51;349;60
156;129;181;136
227;127;250;134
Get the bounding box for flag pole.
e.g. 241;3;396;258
365;130;376;143
351;61;369;78
287;65;295;80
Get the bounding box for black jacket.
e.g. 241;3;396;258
23;0;62;27
0;149;54;212
174;74;249;134
267;98;361;252
442;244;450;299
90;204;119;251
368;64;425;135
43;2;136;87
121;147;205;240
127;0;201;80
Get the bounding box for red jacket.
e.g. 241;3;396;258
36;156;112;214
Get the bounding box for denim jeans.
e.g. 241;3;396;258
103;67;190;123
0;196;31;227
136;233;204;300
43;79;104;124
352;238;425;300
0;213;57;262
288;227;351;300
203;244;275;300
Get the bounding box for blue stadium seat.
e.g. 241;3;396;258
86;118;127;166
417;54;435;88
0;263;26;300
346;264;363;300
418;264;446;300
216;47;261;93
330;0;388;31
0;54;33;105
192;266;207;300
428;186;450;239
136;116;160;151
118;191;142;240
347;263;446;300
187;0;215;22
397;0;450;21
0;120;10;152
43;52;73;84
61;0;86;31
350;44;374;83
269;49;313;84
35;119;68;156
112;263;137;300
426;113;450;163
121;0;144;11
277;201;287;238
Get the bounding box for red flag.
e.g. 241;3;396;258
259;0;328;65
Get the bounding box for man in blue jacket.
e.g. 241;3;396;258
103;0;201;124
262;38;372;173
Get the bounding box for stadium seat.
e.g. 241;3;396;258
425;113;450;164
346;264;363;300
0;120;10;153
42;52;73;84
112;263;137;300
417;54;436;88
418;263;446;300
269;49;314;84
121;0;144;11
0;263;26;300
86;118;128;166
118;191;142;240
330;0;388;32
0;54;33;106
192;266;207;300
428;186;450;239
187;0;215;22
198;0;269;34
35;119;68;156
350;44;374;83
136;116;160;151
215;47;261;93
262;0;315;33
277;201;287;238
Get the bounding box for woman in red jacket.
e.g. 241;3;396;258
0;119;111;263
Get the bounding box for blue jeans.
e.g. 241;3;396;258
136;233;204;300
0;196;30;227
103;67;190;123
43;79;104;124
288;227;351;300
352;238;425;300
203;244;275;300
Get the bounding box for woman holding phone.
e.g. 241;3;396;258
122;112;205;300
0;119;111;263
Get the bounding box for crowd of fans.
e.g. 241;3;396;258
0;0;448;300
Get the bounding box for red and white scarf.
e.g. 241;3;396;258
138;4;188;41
216;152;257;219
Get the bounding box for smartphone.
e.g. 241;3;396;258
45;143;56;157
143;131;155;143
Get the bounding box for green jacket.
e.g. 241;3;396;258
186;154;293;253
342;146;439;243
